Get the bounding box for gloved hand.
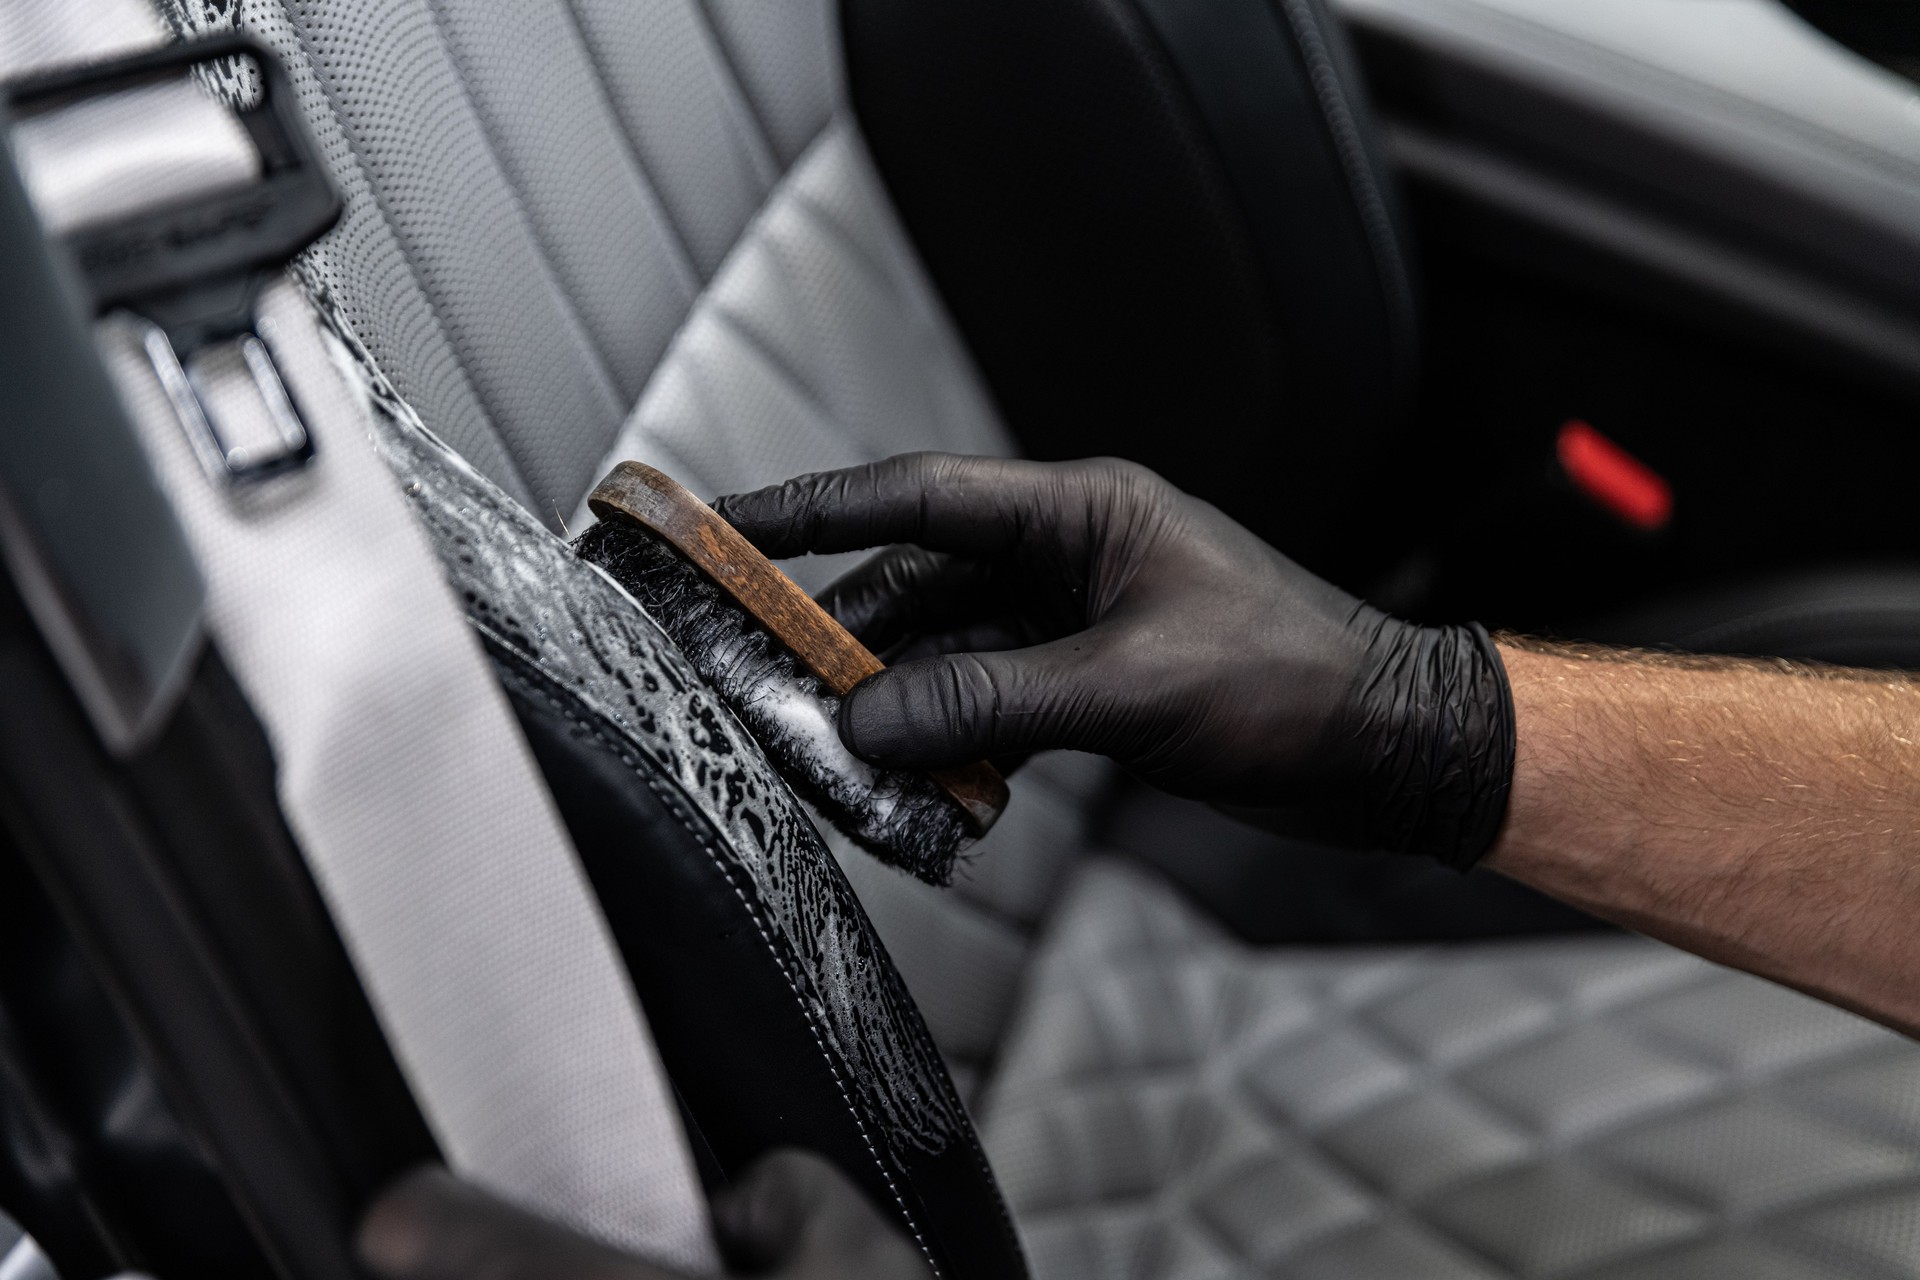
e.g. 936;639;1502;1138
716;453;1514;868
356;1149;932;1280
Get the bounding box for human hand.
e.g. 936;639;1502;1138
716;453;1513;866
356;1150;931;1280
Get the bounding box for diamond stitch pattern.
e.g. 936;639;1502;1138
981;861;1920;1277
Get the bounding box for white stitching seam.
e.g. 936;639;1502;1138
490;651;945;1278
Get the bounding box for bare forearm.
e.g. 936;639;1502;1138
1485;640;1920;1036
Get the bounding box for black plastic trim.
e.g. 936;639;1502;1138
842;0;1416;569
0;109;204;755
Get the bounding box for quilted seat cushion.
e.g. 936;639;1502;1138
981;860;1920;1279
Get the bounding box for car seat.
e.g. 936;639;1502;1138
5;0;1920;1278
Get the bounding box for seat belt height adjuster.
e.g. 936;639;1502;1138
5;34;343;483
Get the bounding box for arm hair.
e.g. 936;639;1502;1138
1486;637;1920;1037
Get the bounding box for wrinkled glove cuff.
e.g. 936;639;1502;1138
1352;620;1516;869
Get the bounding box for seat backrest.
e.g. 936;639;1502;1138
171;0;1008;549
163;0;1102;1089
843;0;1418;571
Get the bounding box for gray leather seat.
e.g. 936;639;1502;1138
983;862;1920;1279
153;0;1920;1275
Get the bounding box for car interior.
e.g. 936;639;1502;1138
5;0;1920;1278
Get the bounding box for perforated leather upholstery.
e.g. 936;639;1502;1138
168;0;1003;543
982;861;1920;1279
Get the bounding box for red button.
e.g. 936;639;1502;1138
1556;420;1672;531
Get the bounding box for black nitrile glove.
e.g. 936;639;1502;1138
356;1150;932;1280
716;454;1514;869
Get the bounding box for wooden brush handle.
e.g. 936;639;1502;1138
588;461;1008;835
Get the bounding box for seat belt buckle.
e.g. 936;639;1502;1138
5;35;342;483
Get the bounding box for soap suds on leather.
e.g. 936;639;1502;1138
575;518;973;886
356;376;966;1160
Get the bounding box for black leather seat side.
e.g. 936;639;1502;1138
372;408;1028;1280
497;652;1026;1280
842;0;1416;569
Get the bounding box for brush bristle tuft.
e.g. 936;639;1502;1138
574;519;971;885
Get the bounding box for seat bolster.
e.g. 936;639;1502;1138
368;391;1028;1280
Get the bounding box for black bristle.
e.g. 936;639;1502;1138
574;518;971;886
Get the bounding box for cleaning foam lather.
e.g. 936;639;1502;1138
575;462;1007;886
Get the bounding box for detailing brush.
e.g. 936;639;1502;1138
574;462;1007;886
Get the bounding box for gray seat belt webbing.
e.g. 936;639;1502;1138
2;6;718;1270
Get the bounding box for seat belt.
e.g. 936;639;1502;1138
0;8;717;1272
